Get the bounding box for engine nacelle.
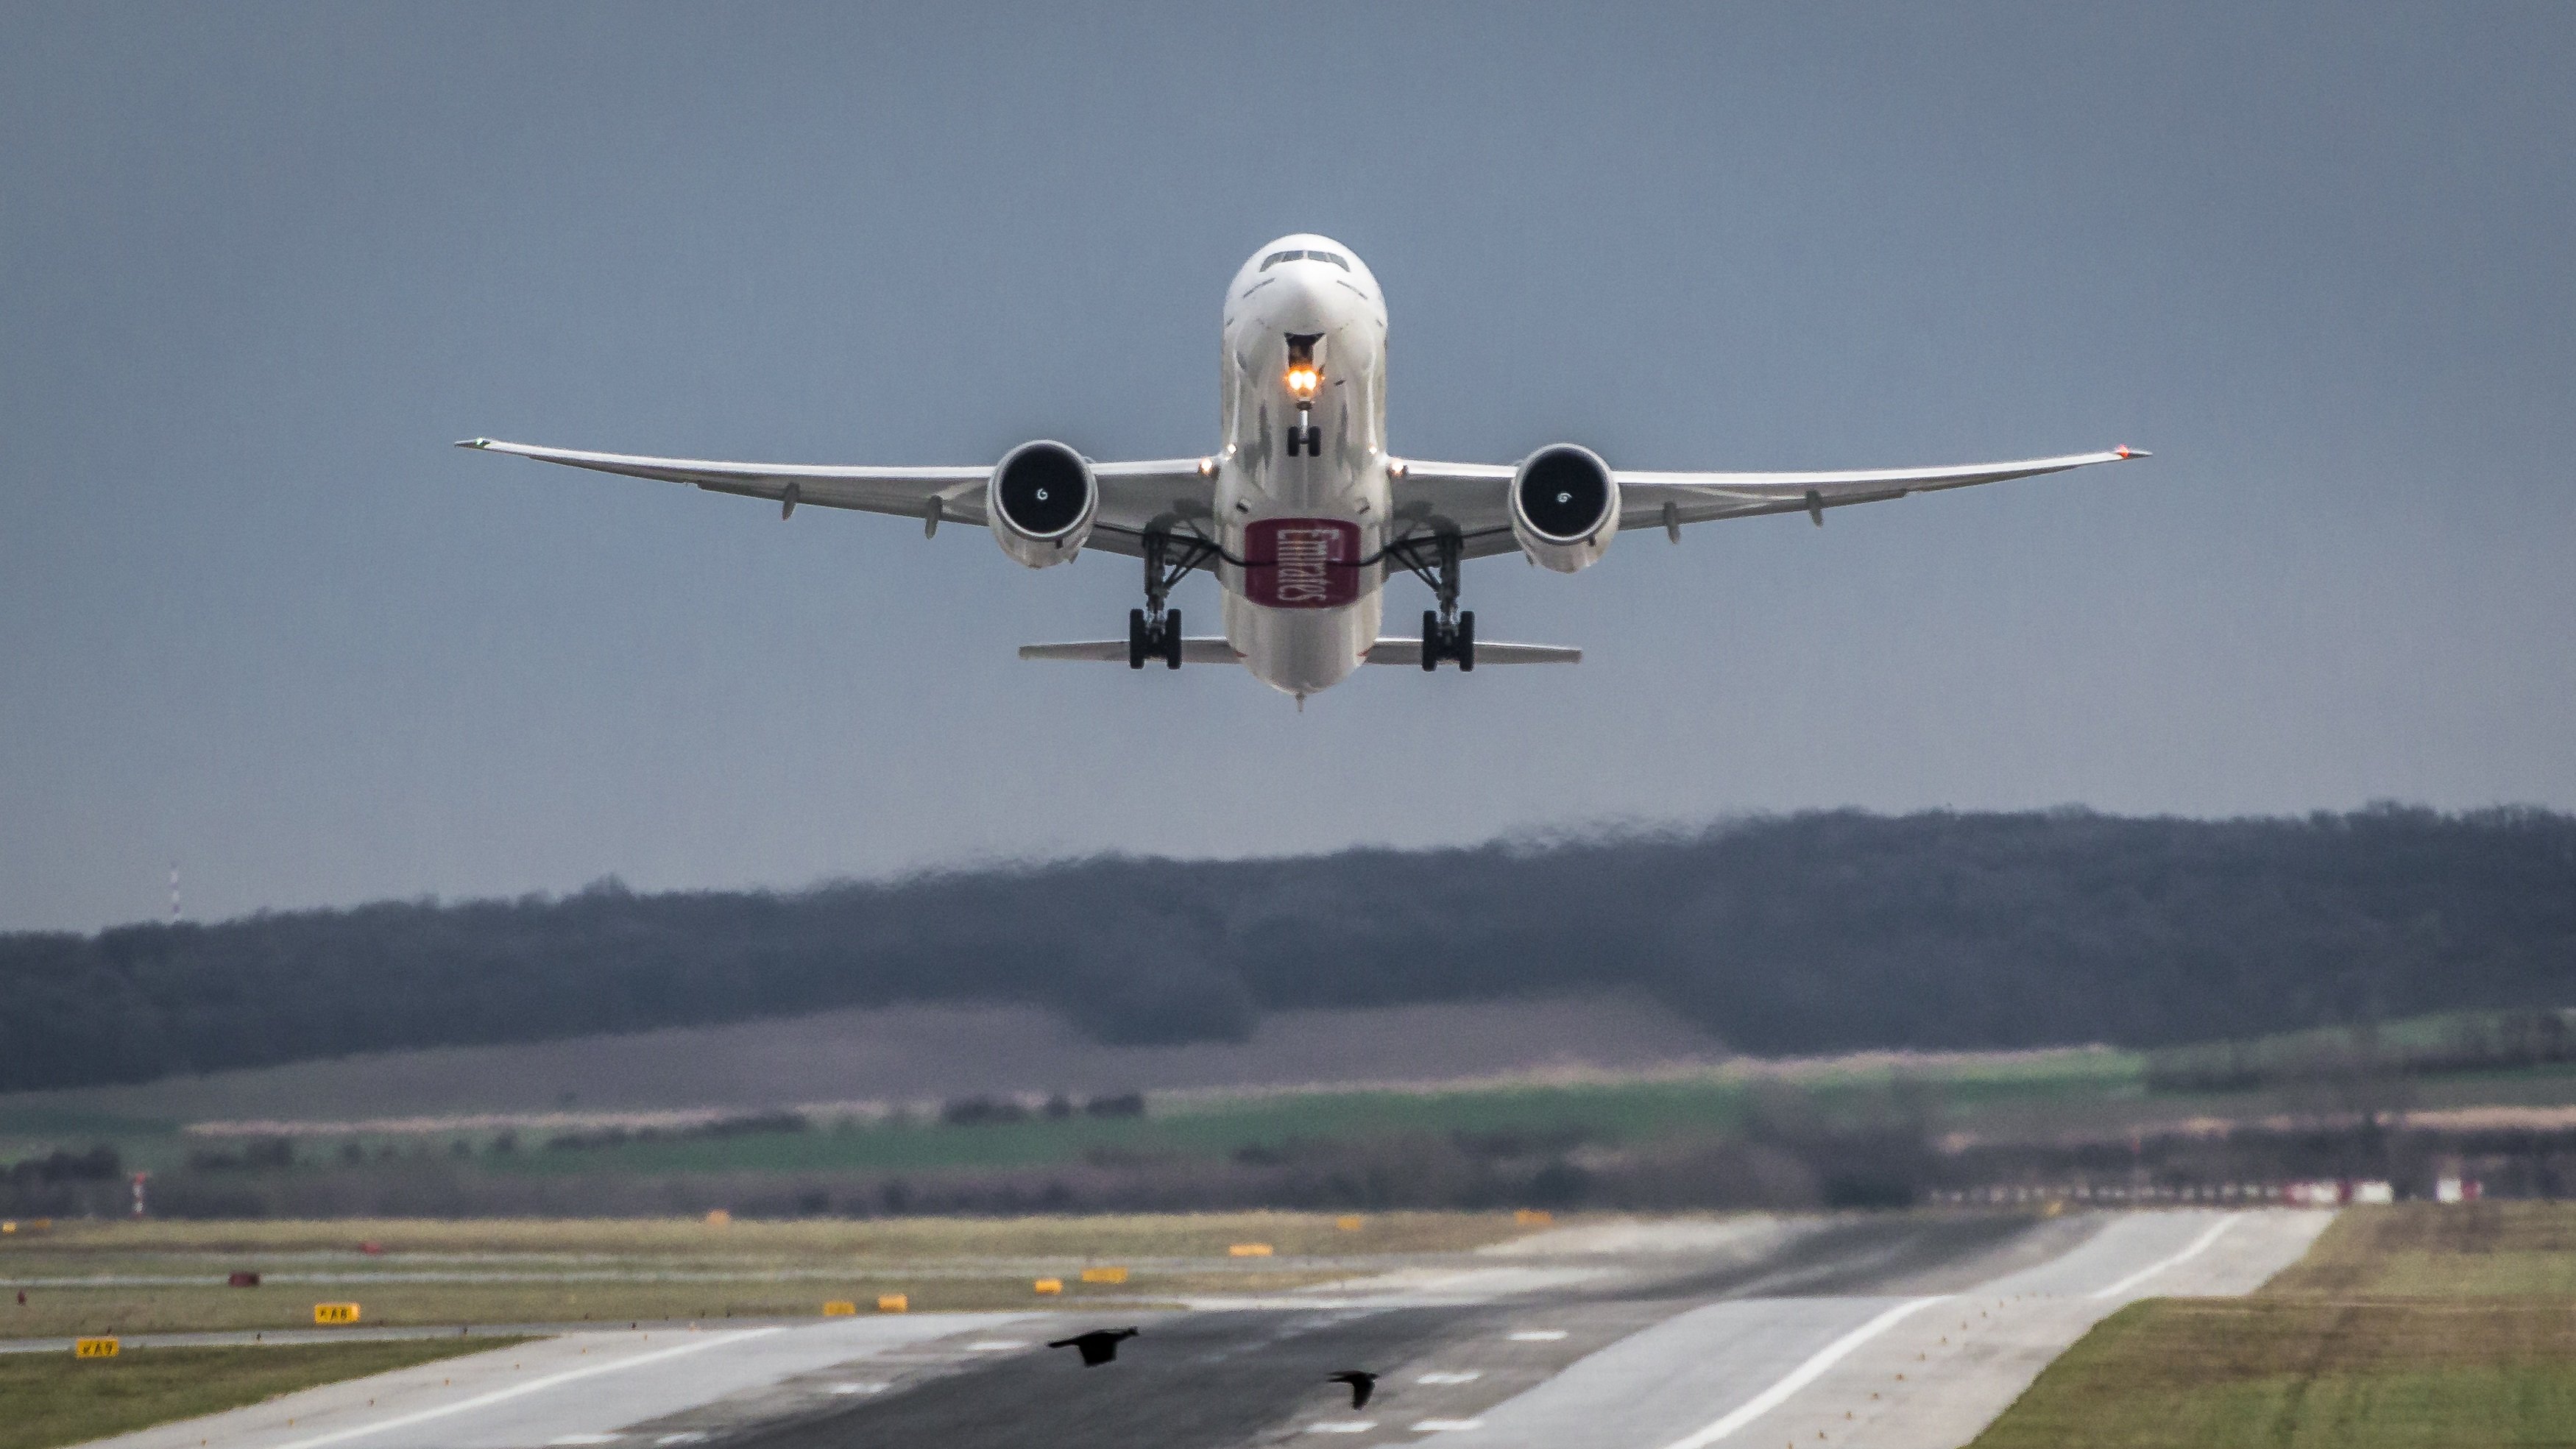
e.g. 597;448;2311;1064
987;439;1097;568
1510;444;1619;573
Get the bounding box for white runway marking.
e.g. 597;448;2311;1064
1305;1421;1376;1433
545;1436;621;1445
1411;1419;1485;1432
265;1328;783;1449
824;1383;886;1395
2087;1214;2240;1300
966;1340;1026;1350
1506;1330;1566;1341
1652;1297;1948;1449
1416;1371;1482;1384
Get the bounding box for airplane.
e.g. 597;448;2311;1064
461;233;2145;702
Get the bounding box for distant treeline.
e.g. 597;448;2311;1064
4;805;2573;1094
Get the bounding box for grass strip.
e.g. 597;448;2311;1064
1969;1297;2576;1448
0;1269;1340;1337
4;1209;1523;1260
0;1338;516;1449
2264;1201;2576;1297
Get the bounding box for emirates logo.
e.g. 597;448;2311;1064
1243;519;1361;609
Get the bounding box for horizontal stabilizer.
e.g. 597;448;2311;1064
1019;638;1242;664
1364;640;1580;665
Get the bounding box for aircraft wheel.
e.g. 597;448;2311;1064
1421;610;1441;671
1128;609;1148;670
1457;610;1476;672
1163;609;1183;670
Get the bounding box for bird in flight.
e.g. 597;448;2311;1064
1047;1328;1140;1367
1328;1371;1379;1409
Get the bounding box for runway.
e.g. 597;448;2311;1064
74;1209;2331;1449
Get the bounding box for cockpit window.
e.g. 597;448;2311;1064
1259;249;1353;272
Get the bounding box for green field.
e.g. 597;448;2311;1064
2265;1200;2576;1298
13;1008;2576;1192
0;1046;2145;1183
305;1049;2148;1180
0;1339;517;1449
1969;1298;2576;1448
1972;1202;2576;1448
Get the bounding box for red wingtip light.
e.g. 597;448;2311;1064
2115;446;2131;458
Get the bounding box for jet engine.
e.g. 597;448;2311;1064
1510;444;1619;573
987;439;1097;568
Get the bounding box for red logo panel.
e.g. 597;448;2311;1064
1242;518;1362;609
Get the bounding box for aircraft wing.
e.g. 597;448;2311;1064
1390;447;2145;559
456;439;1215;559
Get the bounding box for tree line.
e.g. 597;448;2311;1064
3;805;2572;1094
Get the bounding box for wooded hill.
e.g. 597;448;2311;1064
4;806;2570;1094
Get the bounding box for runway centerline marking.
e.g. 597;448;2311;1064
1506;1330;1566;1341
1652;1297;1948;1449
2087;1214;2241;1300
1306;1421;1376;1433
265;1327;785;1449
1417;1371;1482;1384
1412;1420;1484;1432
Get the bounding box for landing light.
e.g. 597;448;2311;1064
1286;366;1320;398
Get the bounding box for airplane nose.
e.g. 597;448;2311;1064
1259;269;1336;330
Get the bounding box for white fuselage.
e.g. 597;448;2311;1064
1214;235;1391;696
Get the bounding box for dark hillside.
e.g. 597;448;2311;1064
3;806;2571;1093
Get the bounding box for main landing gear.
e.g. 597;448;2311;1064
1130;530;1216;670
1422;607;1474;672
1391;531;1474;671
1128;606;1181;670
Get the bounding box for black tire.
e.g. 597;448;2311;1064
1422;610;1441;671
1457;610;1476;672
1128;609;1148;670
1164;609;1183;669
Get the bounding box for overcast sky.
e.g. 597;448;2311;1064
4;3;2571;932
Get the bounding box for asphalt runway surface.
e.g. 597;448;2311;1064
77;1209;2333;1449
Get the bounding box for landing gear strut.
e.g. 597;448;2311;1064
1130;530;1215;670
1390;531;1474;671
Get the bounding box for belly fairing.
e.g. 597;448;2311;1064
1224;587;1381;695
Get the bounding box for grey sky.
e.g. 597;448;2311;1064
4;3;2571;932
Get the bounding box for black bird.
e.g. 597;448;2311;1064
1328;1371;1379;1409
1047;1327;1139;1367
